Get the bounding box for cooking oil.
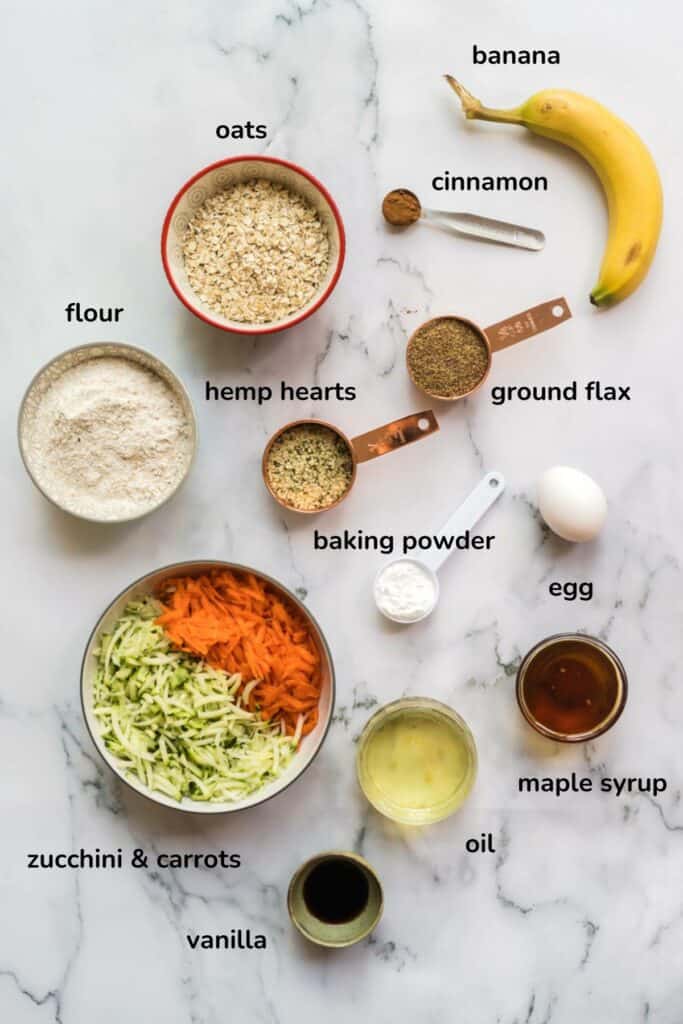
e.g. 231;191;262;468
356;698;477;824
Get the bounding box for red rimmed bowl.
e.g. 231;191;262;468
161;156;345;335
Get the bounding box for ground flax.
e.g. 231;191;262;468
266;424;354;511
407;317;490;398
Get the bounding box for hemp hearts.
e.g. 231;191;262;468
181;179;330;324
265;424;354;512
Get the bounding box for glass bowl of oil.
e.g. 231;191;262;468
516;633;627;743
356;697;478;825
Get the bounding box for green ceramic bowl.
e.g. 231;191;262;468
287;851;383;948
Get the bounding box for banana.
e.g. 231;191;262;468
445;76;663;308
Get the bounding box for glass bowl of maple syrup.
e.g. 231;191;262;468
516;633;627;743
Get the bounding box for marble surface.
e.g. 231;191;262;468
2;1;682;1021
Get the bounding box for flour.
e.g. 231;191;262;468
21;354;194;521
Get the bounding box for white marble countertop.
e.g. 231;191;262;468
2;2;682;1021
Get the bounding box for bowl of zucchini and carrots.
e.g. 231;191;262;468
81;561;335;813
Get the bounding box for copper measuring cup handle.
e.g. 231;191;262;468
351;411;439;464
484;297;572;353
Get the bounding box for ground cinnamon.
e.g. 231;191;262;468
382;189;422;226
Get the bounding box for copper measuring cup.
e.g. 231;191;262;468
262;411;439;514
407;297;572;401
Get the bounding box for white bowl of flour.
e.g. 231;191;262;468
19;342;197;523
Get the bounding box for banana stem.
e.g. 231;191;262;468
444;75;524;126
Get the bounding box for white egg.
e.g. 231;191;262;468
537;466;607;542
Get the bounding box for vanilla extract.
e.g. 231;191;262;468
303;857;370;924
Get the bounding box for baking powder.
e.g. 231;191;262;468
374;559;438;622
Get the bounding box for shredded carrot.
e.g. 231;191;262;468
156;570;322;738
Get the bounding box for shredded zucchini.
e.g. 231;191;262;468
92;598;296;802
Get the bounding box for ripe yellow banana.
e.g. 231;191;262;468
446;76;663;308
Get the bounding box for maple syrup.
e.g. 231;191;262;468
516;634;627;741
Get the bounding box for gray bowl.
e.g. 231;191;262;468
18;341;197;523
81;560;336;814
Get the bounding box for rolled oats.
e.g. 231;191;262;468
181;179;330;324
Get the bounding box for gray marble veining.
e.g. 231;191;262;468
2;1;682;1021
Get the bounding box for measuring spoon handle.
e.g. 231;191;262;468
422;209;545;251
351;410;439;464
421;472;505;574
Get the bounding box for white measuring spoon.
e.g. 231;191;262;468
421;209;545;251
374;472;505;623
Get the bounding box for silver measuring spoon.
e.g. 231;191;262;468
382;189;545;251
374;472;505;623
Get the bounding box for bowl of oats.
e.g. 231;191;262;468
161;156;345;334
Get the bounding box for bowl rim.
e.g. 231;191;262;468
80;559;336;814
17;340;198;524
160;154;346;336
